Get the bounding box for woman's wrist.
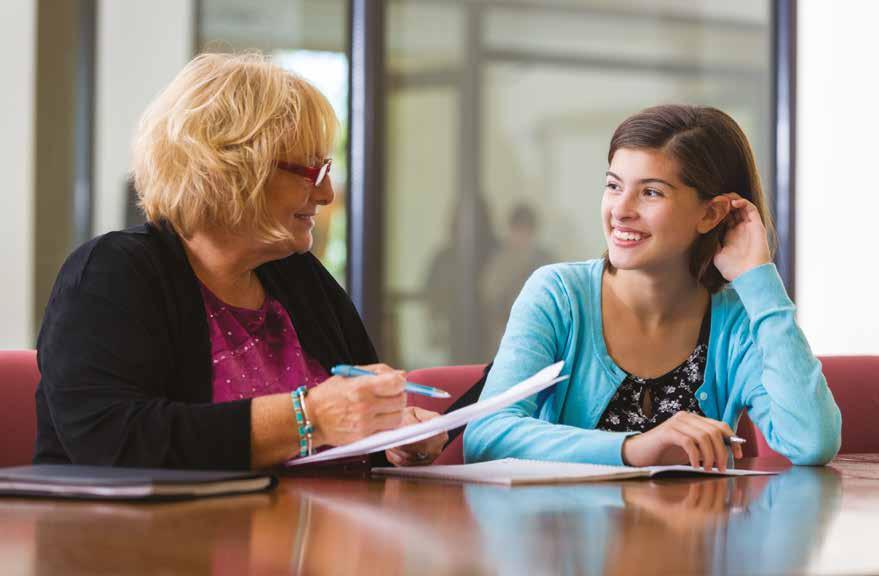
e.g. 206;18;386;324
290;387;313;457
621;436;632;466
621;432;651;467
621;435;639;467
304;384;326;447
250;394;302;469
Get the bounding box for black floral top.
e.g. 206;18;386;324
597;309;711;432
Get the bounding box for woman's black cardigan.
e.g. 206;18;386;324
34;222;378;470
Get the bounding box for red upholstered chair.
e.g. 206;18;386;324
735;411;774;458
406;364;487;465
736;355;879;459
0;349;40;467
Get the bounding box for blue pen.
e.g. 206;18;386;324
330;365;451;399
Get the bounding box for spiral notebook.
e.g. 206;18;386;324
372;458;776;486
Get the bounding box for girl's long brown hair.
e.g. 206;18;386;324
607;105;776;293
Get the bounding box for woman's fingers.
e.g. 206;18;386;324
726;193;760;226
380;407;445;466
310;370;409;446
723;193;758;228
624;412;741;470
386;438;444;467
686;418;731;472
673;419;719;470
369;392;407;417
724;197;741;227
358;371;406;398
386;448;408;466
357;363;400;375
668;428;702;469
666;412;735;471
410;406;436;422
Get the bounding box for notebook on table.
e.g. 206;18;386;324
0;465;277;501
372;458;777;486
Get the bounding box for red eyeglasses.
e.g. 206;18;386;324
276;158;332;187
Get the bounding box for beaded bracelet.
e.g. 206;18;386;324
297;386;314;456
291;386;314;458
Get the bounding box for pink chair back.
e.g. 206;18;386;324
0;350;39;467
737;355;879;458
406;364;487;465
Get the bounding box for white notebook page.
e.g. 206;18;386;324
372;458;777;486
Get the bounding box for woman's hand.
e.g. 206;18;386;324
713;193;771;281
306;363;406;447
385;407;448;466
621;411;744;472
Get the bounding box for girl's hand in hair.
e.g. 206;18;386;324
713;193;771;281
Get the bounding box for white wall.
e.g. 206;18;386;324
0;0;36;349
797;1;879;354
0;0;193;348
95;0;194;234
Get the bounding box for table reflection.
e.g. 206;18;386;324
286;476;487;574
3;492;274;575
0;464;847;575
465;466;843;575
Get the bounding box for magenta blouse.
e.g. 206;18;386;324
199;283;330;403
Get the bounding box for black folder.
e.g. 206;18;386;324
0;465;276;501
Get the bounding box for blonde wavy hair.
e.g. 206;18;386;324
133;52;338;241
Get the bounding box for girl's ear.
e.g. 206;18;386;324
697;195;733;234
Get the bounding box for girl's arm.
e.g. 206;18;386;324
713;194;840;465
729;264;841;465
464;266;637;466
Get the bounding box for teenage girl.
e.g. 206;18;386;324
464;105;840;469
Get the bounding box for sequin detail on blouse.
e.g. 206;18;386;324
199;282;329;403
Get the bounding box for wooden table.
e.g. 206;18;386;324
2;456;879;575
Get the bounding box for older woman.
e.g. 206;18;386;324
34;53;445;470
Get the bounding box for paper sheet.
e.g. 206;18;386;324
372;458;777;486
286;361;567;466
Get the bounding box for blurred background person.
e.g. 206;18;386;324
480;202;554;358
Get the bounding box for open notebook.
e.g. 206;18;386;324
372;458;776;486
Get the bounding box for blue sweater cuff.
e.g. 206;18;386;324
730;263;793;319
557;431;635;467
602;431;639;466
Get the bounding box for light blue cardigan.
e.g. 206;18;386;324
464;260;842;466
